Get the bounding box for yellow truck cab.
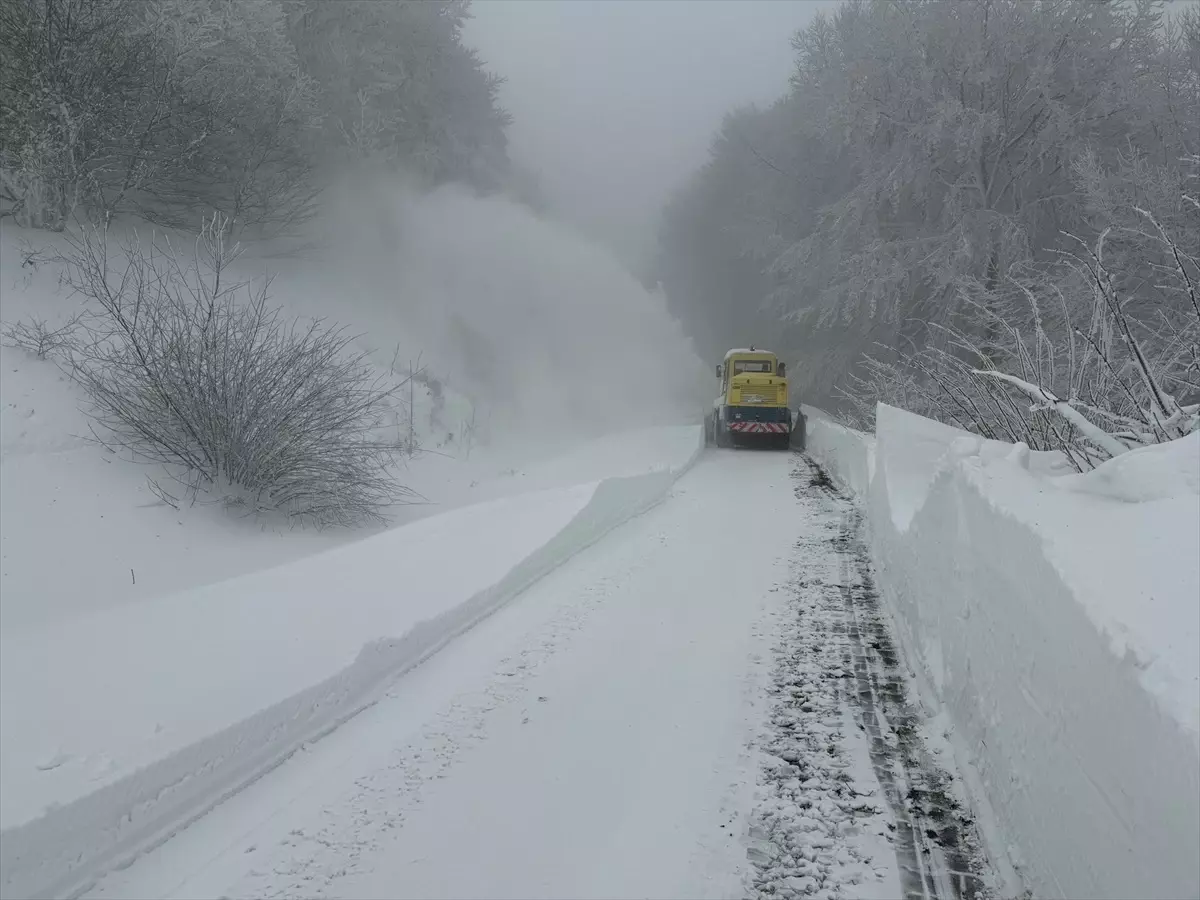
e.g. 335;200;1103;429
705;347;801;450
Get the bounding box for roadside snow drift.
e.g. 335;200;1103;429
0;427;704;900
802;405;875;500
805;403;1200;900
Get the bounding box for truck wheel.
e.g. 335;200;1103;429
716;421;731;449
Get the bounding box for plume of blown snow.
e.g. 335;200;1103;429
277;173;708;446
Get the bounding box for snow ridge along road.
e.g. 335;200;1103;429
82;449;997;900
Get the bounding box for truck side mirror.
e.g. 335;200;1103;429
778;362;786;377
716;364;722;377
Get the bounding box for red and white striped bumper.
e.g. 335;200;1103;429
728;421;789;434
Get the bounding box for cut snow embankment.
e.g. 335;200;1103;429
802;405;875;499
804;403;1200;900
0;427;704;900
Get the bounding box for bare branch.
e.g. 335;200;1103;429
59;215;420;527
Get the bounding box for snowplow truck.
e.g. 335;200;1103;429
705;348;801;450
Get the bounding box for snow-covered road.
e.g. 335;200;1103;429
83;450;990;900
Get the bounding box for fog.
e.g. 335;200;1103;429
3;0;846;454
286;174;711;445
270;3;849;445
463;0;836;270
276;3;846;445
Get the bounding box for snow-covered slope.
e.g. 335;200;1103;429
0;181;710;898
0;426;703;899
1;485;596;830
0;181;706;629
806;402;1200;900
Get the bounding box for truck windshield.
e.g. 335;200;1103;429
733;360;773;374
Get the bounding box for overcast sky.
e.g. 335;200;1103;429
463;0;837;270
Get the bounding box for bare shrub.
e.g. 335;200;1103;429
60;213;418;526
1;313;84;360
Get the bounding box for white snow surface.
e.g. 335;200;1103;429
0;427;704;898
78;450;902;900
1055;428;1200;503
399;424;704;512
806;402;1200;900
0;484;595;830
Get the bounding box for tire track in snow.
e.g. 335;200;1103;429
745;454;995;900
221;530;672;900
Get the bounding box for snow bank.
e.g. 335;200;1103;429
0;427;704;900
801;405;875;498
805;404;1200;900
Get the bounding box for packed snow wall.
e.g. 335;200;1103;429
804;403;1200;900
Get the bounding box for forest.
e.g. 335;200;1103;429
657;0;1199;469
0;0;513;234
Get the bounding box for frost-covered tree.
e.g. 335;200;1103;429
0;0;318;232
285;0;510;190
1;0;512;231
844;150;1199;469
130;0;321;232
0;0;151;228
657;0;1200;412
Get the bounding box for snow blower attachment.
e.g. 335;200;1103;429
705;347;804;450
